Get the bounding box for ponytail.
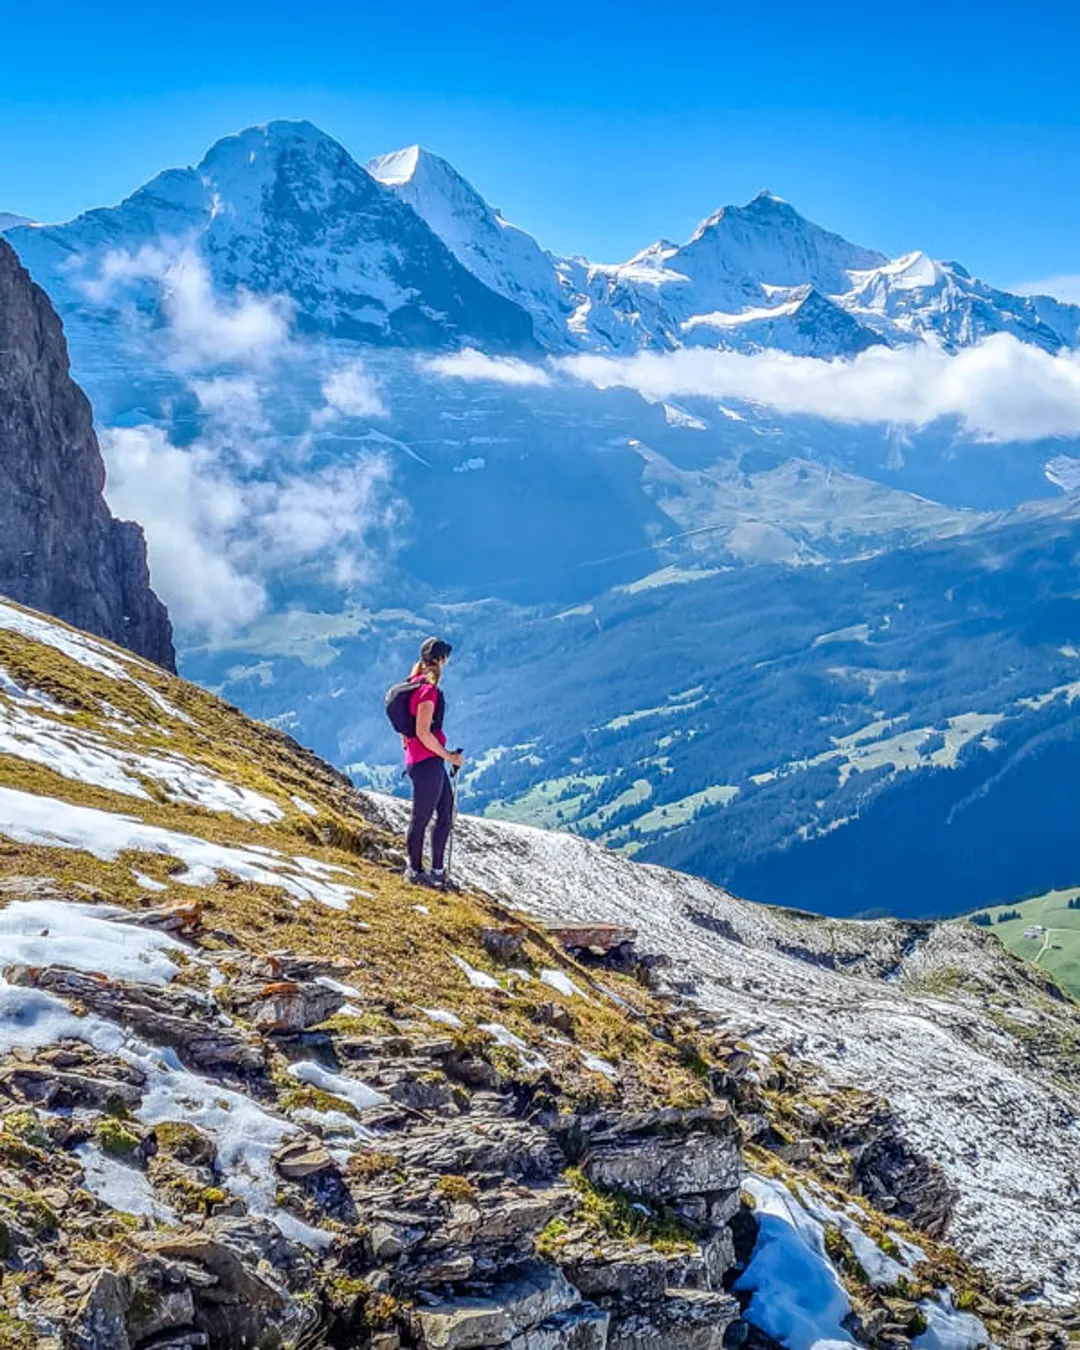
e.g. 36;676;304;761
410;660;441;686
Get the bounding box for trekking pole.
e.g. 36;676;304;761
444;752;462;890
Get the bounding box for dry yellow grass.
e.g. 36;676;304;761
0;601;713;1109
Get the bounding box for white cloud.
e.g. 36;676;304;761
190;375;272;451
313;358;387;424
165;251;290;367
78;243;291;369
1014;275;1080;306
423;348;553;387
101;426;265;634
559;335;1080;443
100;423;397;639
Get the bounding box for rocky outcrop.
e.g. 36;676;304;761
0;238;174;668
0;604;1074;1350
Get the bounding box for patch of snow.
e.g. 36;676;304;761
581;1051;619;1081
133;870;168;892
314;975;364;999
0;975;329;1247
287;1059;389;1112
797;1182;913;1288
540;968;587;1000
76;1143;177;1223
912;1294;990;1350
419;1006;464;1029
452;954;502;991
0;699;283;823
662;403;707;430
291;1105;371;1140
290;794;319;817
0;599;193;725
478;1021;550;1073
1045;455;1080;493
0;665;66;712
0;899;184;985
736;1174;855;1350
0;786;359;909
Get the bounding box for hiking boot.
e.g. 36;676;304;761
403;866;437;888
427;868;447;890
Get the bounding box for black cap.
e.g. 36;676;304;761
420;636;453;663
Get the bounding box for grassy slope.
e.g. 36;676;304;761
970;887;1080;1000
0;602;710;1112
0;599;1071;1344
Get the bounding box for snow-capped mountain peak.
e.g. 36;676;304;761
369;143;574;348
10;122;537;354
7;118;1080;362
365;143;424;186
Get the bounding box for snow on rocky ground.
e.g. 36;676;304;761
0;898;185;984
0;898;335;1248
0;695;284;822
362;791;1080;1303
0;785;359;907
0;599;192;724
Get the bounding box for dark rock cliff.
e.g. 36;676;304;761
0;237;175;669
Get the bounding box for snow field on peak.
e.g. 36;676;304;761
0;785;359;908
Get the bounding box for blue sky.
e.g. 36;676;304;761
2;0;1078;292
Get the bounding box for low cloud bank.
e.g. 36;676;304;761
81;243;395;634
103;425;396;634
431;334;1080;444
422;349;553;387
79;243;291;367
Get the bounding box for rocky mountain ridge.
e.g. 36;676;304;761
367;146;1080;357
6;122;536;354
0;238;174;669
8;120;1080;362
0;596;1075;1349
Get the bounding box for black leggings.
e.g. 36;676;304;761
406;758;454;872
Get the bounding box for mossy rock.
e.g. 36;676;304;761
94;1118;141;1160
564;1167;695;1253
0;1187;58;1238
152;1120;217;1167
0;1312;36;1349
536;1216;570;1259
435;1174;478;1205
1;1111;48;1150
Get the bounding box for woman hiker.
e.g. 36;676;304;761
400;636;463;887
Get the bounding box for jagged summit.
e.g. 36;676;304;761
370;142;574;347
192;117;349;183
10;122;537;353
8;119;1080;359
366;142;427;185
